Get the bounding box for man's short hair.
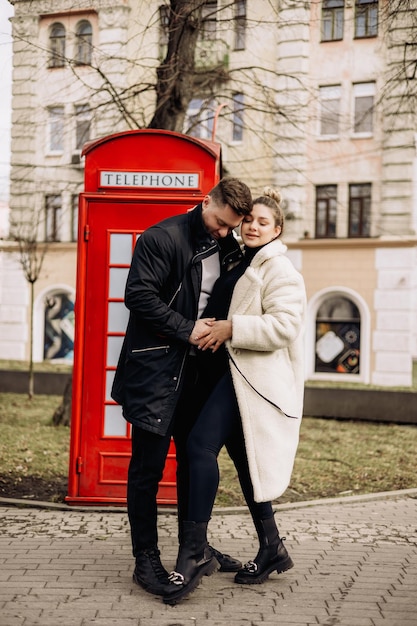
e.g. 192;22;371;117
209;177;252;216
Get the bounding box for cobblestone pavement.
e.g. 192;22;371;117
0;490;416;626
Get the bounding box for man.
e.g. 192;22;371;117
111;177;253;596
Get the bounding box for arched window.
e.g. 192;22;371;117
75;20;92;65
44;291;75;361
315;295;360;374
49;23;66;68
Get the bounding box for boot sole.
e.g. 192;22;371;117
234;556;294;585
163;558;220;605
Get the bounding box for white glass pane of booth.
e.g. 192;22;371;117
110;233;133;264
105;370;115;402
104;404;126;436
109;267;129;299
108;301;129;333
107;335;124;367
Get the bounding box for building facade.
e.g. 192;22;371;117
1;0;416;386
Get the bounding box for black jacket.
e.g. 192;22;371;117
111;203;243;435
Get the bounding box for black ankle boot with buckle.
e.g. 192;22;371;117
234;516;294;585
163;521;219;605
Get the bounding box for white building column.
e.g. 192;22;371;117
373;246;416;386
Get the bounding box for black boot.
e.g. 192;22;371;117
178;522;241;572
209;545;242;572
133;548;172;596
234;516;293;584
163;521;219;605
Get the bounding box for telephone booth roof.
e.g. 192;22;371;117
81;129;222;195
82;128;221;159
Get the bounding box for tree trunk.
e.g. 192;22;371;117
28;281;34;399
148;0;204;131
52;378;72;427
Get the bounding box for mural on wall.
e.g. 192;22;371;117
315;296;360;374
44;292;75;361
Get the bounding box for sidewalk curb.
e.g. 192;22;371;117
1;487;416;514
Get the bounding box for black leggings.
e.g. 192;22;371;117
186;370;273;523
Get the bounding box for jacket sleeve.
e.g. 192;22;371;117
124;225;194;342
230;260;306;352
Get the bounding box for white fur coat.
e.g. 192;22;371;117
227;238;306;502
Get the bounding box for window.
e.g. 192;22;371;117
355;0;378;38
185;98;215;139
201;1;217;41
48;106;64;152
45;195;62;242
353;82;374;134
232;93;244;142
159;5;170;53
44;291;75;361
75;20;92;65
319;85;341;136
234;0;246;50
75;104;91;150
348;183;371;237
71;195;79;242
315;296;360;374
49;23;66;68
315;185;337;238
321;0;344;42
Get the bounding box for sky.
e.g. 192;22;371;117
0;0;14;204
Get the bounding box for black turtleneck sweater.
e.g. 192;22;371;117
202;245;260;320
198;245;263;375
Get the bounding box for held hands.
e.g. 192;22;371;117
196;320;233;353
189;318;215;346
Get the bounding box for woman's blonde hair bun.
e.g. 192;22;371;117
262;186;282;206
253;186;285;231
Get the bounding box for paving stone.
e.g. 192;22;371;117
0;492;416;626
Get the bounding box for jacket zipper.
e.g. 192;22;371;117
132;346;170;353
175;350;188;391
192;242;218;263
168;282;182;307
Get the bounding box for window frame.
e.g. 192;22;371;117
201;1;217;41
71;194;79;242
75;104;91;151
47;106;65;154
321;0;344;42
319;85;341;138
49;22;66;68
315;295;361;375
352;82;375;136
184;98;216;140
354;0;378;39
232;92;244;142
75;20;93;66
315;185;338;238
348;183;371;238
45;194;62;242
234;0;246;50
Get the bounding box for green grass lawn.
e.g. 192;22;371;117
1;392;416;505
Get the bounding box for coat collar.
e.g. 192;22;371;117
246;238;287;268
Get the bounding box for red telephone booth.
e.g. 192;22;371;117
66;129;222;506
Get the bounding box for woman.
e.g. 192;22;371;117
163;188;306;605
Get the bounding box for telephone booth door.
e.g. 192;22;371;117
66;129;221;506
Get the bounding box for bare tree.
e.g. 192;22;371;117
379;0;417;119
12;213;48;399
